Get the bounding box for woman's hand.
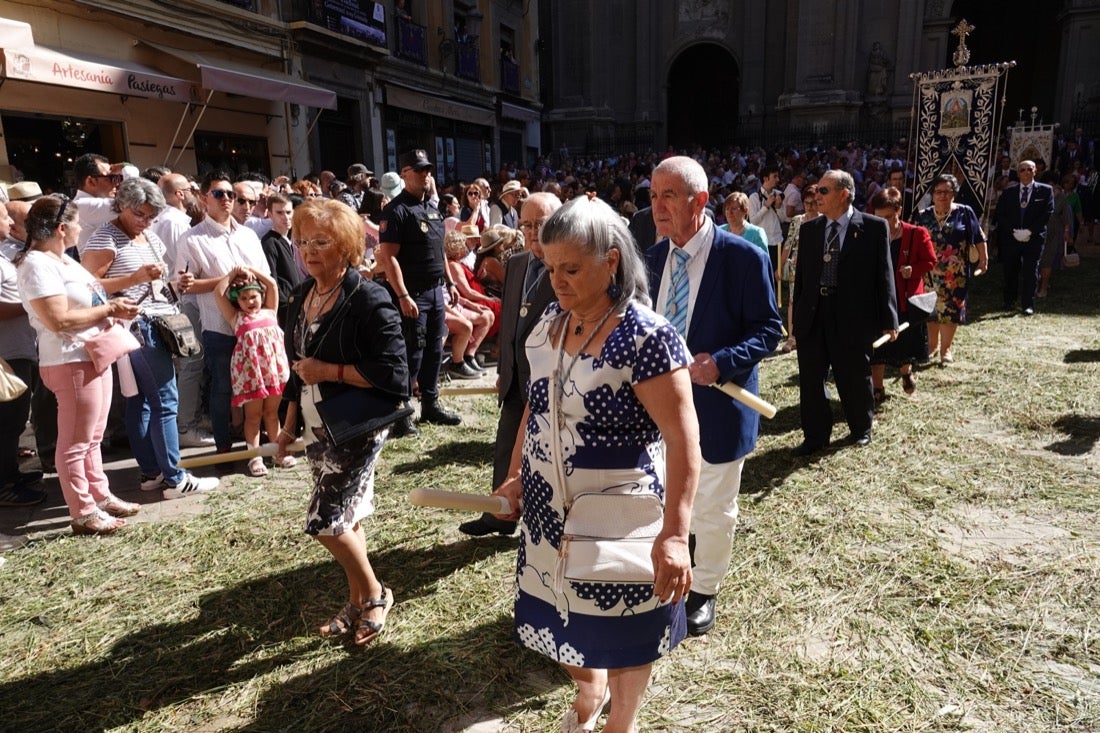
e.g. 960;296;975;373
899;265;913;279
291;357;333;386
651;531;692;604
108;297;140;320
491;476;523;522
134;263;163;284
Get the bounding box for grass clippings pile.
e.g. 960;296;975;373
1;259;1098;732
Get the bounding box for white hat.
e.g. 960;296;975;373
379;171;403;200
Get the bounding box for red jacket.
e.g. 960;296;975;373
895;222;936;312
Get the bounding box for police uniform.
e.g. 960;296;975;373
379;188;449;403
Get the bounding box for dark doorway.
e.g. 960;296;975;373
1;113;125;193
948;1;1060;123
317;96;363;175
667;44;739;150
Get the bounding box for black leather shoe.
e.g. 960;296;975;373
421;401;462;426
685;591;716;636
846;432;872;447
458;515;516;537
391;415;420;438
792;440;826;457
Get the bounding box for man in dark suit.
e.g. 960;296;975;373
645;157;783;635
628;203;657;255
994;160;1055;315
459;193;562;537
792;169;898;456
259;193;303;327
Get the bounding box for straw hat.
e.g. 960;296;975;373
460;223;480;239
499;180;528;199
6;181;43;201
477;227;508;255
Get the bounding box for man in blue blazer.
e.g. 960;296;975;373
993;160;1054;315
646;157;783;636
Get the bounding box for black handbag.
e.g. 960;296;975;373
315;388;413;446
150;312;202;358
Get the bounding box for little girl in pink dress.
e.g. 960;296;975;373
216;266;292;476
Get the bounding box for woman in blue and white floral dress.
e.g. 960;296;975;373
494;197;700;733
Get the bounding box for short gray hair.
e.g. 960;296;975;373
653;156;708;196
113;177;165;213
824;170;856;204
540;196;651;308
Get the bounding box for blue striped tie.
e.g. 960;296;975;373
665;246;691;338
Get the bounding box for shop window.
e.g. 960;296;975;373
193;131;270;179
0;113;125;193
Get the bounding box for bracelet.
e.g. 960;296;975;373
401;294;413;300
396;292;409;298
278;428;295;440
337;364;345;383
446;281;456;287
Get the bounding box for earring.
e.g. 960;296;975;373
607;281;623;300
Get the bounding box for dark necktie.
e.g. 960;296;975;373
1020;185;1030;208
820;221;841;288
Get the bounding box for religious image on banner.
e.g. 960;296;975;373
907;19;1015;221
1008;109;1057;170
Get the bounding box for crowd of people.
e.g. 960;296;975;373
1;128;1095;732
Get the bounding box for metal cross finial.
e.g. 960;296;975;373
952;19;975;67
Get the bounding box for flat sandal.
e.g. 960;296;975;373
354;581;394;646
319;601;361;638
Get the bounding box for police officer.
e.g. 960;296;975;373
377;149;461;436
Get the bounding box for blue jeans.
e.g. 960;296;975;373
202;330;237;451
126;318;186;485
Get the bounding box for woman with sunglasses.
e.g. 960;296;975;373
15;195;142;534
459;185;487;231
82;177;220;500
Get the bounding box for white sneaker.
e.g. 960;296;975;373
178;428;216;448
139;472;165;492
163;473;220;499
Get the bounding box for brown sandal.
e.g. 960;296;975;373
71;510;126;536
319;601;361;638
354;582;393;646
98;496;140;518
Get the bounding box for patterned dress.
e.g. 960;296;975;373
916;204;984;324
230;308;290;406
514;301;690;670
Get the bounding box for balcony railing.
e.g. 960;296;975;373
456;41;479;83
501;56;519;94
396;16;427;65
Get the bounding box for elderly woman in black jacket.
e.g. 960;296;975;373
275;199;409;646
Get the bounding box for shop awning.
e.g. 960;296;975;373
0;44;200;102
141;42;337;110
0;17;34;51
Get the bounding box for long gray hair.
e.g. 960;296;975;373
539;195;650;308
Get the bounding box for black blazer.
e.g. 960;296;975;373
283;267;409;405
261;229;303;324
792;209;898;347
994;182;1055;248
497;251;555;405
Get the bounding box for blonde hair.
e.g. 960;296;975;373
443;230;468;261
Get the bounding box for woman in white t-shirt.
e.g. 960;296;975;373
15;195;141;535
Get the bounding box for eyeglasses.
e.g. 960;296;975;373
93;174;124;185
307;193;322;198
293;238;333;251
236;198;257;206
209;189;233;200
932;189;954;196
817;186;833;195
129;208;159;222
519;220;544;233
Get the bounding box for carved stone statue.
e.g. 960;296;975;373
867;42;894;97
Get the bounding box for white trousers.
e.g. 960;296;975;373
689;455;746;596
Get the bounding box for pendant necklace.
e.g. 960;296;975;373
554;305;617;430
518;264;545;319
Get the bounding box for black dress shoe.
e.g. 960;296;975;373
792;440;826;457
458;515;517;537
391;414;420;438
685;591;716;636
421;401;462;426
846;432;872;447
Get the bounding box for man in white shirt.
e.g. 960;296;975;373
175;172;270;454
150;173;214;447
748;165;786;271
233;180;273;238
72;153;119;255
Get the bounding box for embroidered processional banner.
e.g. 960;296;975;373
908;62;1015;220
1009;124;1056;169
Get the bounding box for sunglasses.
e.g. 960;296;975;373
208;189;233;200
53;194;72;227
466;191;480;197
236;197;258;206
817;186;834;195
93;174;124;185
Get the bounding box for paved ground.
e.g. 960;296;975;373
0;367;498;552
